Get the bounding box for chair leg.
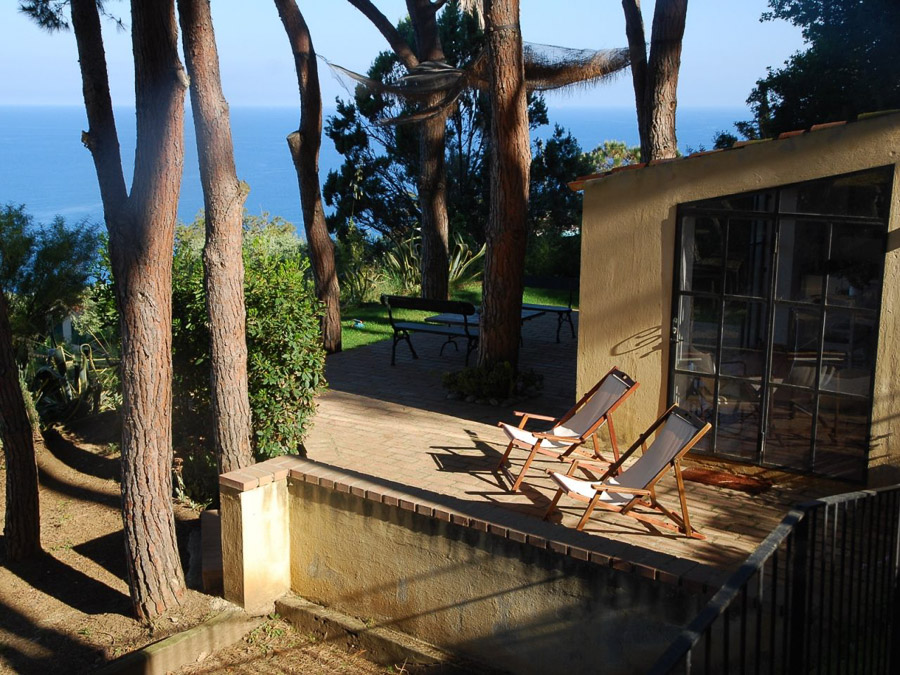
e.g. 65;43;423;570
576;493;602;531
607;416;621;463
543;488;564;520
496;440;515;470
511;446;540;491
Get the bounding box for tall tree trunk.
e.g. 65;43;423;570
479;0;530;370
275;0;342;354
409;0;451;301
71;0;187;620
645;0;687;160
621;0;649;151
349;0;451;300
419;106;450;300
178;0;254;473
0;292;41;562
622;0;687;161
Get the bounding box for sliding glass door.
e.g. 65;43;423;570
670;167;892;480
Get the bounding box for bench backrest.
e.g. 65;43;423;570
380;294;477;323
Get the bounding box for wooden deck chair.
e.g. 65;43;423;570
543;405;711;539
496;367;638;492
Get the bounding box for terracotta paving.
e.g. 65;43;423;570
305;312;849;588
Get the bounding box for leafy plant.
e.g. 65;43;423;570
442;361;543;401
169;215;327;463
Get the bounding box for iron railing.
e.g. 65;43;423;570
651;485;900;674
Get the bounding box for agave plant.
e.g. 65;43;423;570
449;234;486;290
381;235;421;295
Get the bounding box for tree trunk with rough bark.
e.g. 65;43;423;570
478;0;530;370
408;0;450;300
178;0;254;473
348;0;451;300
71;0;186;620
0;292;41;562
275;0;342;354
622;0;687;161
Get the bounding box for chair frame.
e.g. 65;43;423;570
496;367;638;492
543;405;711;539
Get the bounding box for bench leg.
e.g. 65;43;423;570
465;337;478;366
439;337;459;356
557;310;575;342
392;331;417;366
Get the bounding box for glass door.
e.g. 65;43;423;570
670;167;892;480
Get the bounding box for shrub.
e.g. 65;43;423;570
171;216;326;459
244;234;326;457
442;362;543;402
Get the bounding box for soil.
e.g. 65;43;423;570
0;414;384;674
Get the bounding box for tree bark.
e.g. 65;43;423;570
178;0;254;473
622;0;687;161
478;0;530;370
275;0;342;354
0;292;41;562
621;0;649;151
645;0;687;160
349;0;451;300
71;0;187;620
409;0;451;300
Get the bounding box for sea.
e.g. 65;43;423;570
0;105;746;230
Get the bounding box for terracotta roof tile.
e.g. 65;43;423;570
777;129;806;139
810;121;847;132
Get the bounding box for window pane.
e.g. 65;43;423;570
775;219;828;303
821;309;876;395
674;296;719;373
826;222;884;310
721;300;768;380
672;373;715;451
715;378;761;461
681;216;724;293
764;388;814;471
814;395;867;480
726;218;773;297
781;166;893;219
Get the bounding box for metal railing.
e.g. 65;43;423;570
651;486;900;674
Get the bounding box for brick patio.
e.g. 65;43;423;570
304;312;849;589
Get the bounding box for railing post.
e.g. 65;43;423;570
788;510;811;673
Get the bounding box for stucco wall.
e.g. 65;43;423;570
578;113;900;485
287;478;702;675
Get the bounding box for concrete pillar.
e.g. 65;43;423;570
220;463;291;615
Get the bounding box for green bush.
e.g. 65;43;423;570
171;215;326;459
244;234;326;457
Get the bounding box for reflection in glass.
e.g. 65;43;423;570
726;219;772;297
776;220;828;303
715;379;761;461
814;395;867;481
827;223;884;310
675;296;719;374
765;388;815;471
785;166;893;219
681;217;724;293
721;300;768;380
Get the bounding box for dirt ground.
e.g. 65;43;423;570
0;415;385;674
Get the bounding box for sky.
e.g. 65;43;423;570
0;0;804;110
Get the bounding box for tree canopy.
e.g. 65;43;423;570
738;0;900;138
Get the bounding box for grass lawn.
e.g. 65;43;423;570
340;283;577;351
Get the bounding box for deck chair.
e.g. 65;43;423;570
496;367;638;492
543;405;711;539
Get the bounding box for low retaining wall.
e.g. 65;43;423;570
220;457;712;674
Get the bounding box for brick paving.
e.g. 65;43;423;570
304;312;849;588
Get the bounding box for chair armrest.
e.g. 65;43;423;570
514;411;557;422
566;458;613;478
590;484;651;496
532;431;580;443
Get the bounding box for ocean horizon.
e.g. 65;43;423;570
0;104;746;230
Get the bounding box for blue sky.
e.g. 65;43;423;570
0;0;803;110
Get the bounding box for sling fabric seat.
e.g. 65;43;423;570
544;405;711;539
496;367;638;491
